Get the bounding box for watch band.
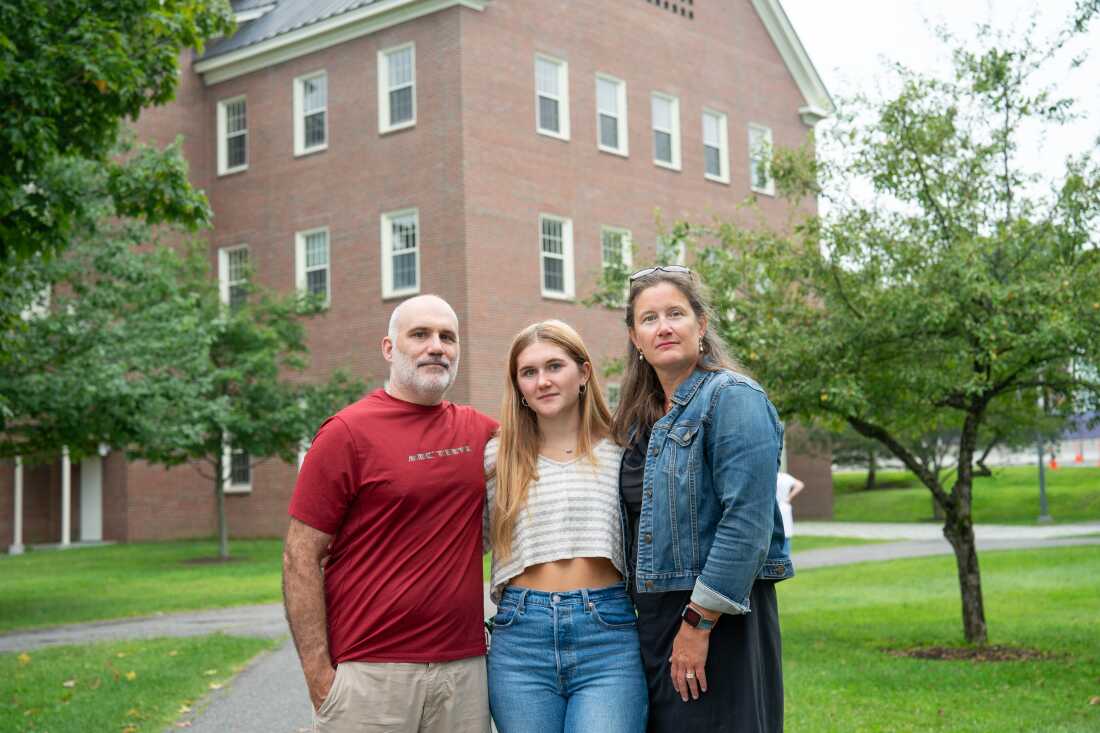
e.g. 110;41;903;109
681;604;717;630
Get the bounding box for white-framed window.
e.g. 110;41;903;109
749;123;775;195
217;96;248;175
657;234;687;266
535;54;570;140
223;443;252;494
702;109;729;183
293;71;328;155
651;92;681;169
601;226;633;304
381;209;420;298
539;214;574;299
295;228;331;306
218;245;249;308
596;74;628;156
378;43;415;133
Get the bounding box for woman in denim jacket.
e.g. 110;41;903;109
611;266;793;733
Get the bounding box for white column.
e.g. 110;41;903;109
61;446;71;547
9;457;24;555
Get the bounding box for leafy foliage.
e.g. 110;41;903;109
0;0;234;260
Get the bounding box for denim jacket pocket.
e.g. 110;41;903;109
667;423;699;447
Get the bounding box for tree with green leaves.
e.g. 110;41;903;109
677;14;1100;644
0;0;233;260
135;279;365;560
2;147;365;560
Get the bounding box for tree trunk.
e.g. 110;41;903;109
215;452;230;560
865;449;877;490
942;509;988;644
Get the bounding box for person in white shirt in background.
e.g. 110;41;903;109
775;471;805;552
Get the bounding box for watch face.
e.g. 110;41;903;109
682;605;703;627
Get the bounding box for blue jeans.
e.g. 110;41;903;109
487;583;648;733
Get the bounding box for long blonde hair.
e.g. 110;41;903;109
490;320;612;560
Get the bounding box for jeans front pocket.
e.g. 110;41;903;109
589;596;638;629
491;600;521;630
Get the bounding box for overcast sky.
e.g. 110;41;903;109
780;0;1100;183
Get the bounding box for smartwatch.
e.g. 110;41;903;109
681;604;717;630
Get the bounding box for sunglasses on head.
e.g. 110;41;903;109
629;265;693;281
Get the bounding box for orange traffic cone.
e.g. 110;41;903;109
1049;455;1058;470
1076;443;1084;463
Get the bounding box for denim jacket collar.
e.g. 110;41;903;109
669;367;710;407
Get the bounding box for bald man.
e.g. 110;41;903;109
284;295;498;733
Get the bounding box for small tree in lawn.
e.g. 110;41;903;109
137;276;365;561
686;13;1100;643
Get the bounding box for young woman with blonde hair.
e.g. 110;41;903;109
485;320;647;733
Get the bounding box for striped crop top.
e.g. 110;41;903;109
483;436;626;603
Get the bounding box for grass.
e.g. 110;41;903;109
0;539;284;633
790;535;884;552
0;634;276;733
832;465;1100;524
780;545;1100;732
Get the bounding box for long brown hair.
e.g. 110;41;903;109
610;269;739;445
490;320;613;559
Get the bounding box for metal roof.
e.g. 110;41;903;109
202;0;385;60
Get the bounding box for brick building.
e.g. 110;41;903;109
2;0;834;551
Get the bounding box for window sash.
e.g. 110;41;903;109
380;46;415;130
540;216;570;296
383;212;419;296
229;448;250;485
536;58;560;97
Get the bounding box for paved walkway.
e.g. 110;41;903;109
0;524;1096;732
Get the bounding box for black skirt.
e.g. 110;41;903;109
632;582;783;733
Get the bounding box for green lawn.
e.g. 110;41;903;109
0;634;276;733
833;465;1100;524
781;545;1100;732
0;539;284;633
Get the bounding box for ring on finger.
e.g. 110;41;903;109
685;671;696;679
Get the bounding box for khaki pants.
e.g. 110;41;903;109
314;656;490;733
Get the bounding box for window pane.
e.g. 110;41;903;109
599;114;618;149
652;96;672;129
541;218;563;255
227;134;247;168
703;113;720;147
597;78;618;115
229;284;247;308
305;112;325;147
538;97;560;132
303;76;326;113
230;449;250;484
226;100;247;134
602;230;624;265
654;130;672;162
306;268;327;296
305;232;328;267
392;217;417;251
393;251;417;289
227;249;249;280
390;87;413;125
387;48;413;87
536;58;559;96
543;256;564;292
705;145;721;177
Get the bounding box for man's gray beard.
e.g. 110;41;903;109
390;348;459;400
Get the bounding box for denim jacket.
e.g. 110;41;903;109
628;368;793;615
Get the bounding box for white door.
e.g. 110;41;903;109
79;456;103;542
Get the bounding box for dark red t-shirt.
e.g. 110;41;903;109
289;389;497;664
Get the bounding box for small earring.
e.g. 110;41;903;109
699;341;705;353
579;384;587;395
638;352;645;361
521;397;529;407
